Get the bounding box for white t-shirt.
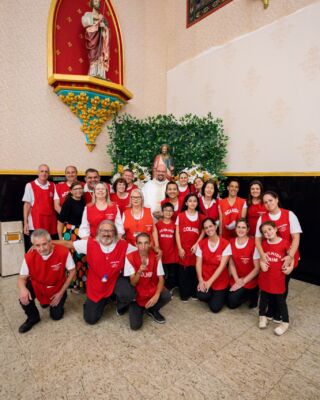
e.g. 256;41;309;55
22;179;59;205
195;238;232;258
231;238;260;260
20;251;75;276
178;185;189;193
175;211;199;226
78;206;125;238
73;239;136;255
200;196;217;210
255;210;302;238
124;256;164;277
22;179;59;230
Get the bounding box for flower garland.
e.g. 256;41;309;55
111;162;151;188
180;163;218;184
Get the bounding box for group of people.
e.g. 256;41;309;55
18;162;302;337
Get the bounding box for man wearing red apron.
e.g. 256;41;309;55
55;165;83;208
83;168;100;204
83;168;112;204
22;164;60;249
57;219;136;324
124;233;171;330
17;229;75;333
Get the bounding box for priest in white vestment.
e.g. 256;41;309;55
142;165;168;219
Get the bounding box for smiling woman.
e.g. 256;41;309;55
79;182;124;238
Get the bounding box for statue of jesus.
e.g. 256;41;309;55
82;0;110;80
153;144;174;180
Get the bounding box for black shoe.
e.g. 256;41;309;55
146;309;166;324
18;317;40;334
248;300;258;309
116;305;129;316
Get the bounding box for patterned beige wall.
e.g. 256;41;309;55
166;0;317;70
0;0;167;173
0;0;318;173
167;2;320;173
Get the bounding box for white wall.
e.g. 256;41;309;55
167;3;320;173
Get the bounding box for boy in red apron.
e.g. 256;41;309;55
124;233;171;330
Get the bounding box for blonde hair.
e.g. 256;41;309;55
92;182;110;204
129;188;144;208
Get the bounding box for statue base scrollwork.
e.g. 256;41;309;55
56;87;124;151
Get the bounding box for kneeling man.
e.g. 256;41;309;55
18;229;75;333
58;220;136;324
124;233;171;330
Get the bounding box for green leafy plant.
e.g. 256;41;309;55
107;113;228;180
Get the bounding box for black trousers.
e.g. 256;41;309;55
197;288;228;313
129;289;171;331
19;279;67;321
259;290;289;323
227;286;259;309
266;274;291;319
163;263;179;290
83;276;135;325
178;265;197;300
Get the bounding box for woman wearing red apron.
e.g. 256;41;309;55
160;181;183;222
122;188;158;250
198;179;219;223
219;178;247;240
227;218;260;309
177;171;192;203
176;194;204;301
196;218;231;313
193;177;204;197
255;191;302;322
79;182;124;238
246;180;267;236
110;178;130;215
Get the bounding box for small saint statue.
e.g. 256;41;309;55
153;144;174;180
81;0;110;80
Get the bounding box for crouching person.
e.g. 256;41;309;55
55;220;136;324
124;233;171;330
18;229;76;333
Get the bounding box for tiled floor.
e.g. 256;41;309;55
0;276;319;400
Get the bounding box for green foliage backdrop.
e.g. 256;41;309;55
107;113;228;178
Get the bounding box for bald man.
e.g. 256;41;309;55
142;165;168;219
22;164;60;248
56;165;82;209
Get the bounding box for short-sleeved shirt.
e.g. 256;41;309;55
20;251;75;276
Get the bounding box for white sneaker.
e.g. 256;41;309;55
259;316;268;329
274;322;289;336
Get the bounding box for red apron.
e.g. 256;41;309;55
127;250;159;307
87;203;119;237
261;209;300;267
199;237;230;290
86;238;128;302
30;181;57;234
26;245;69;304
230;237;258;289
